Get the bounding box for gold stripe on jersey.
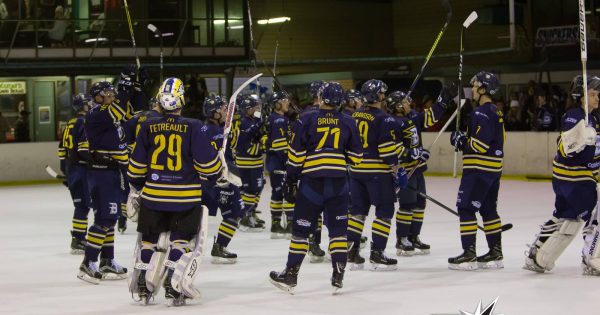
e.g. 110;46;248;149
288;147;307;166
58;148;66;159
234;155;264;168
350;158;393;173
423;107;439;128
552;161;595;182
78;141;89;149
378;141;400;158
127;162;147;178
468;136;490;153
194;156;223;176
270;138;288;151
462;154;503;172
346;150;363;165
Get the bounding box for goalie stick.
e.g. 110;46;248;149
579;0;590;125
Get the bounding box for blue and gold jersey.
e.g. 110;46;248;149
124;109;162;152
267;112;289;156
234;115;264;169
287;108;363;178
462;102;505;173
58;114;89;173
127;114;223;212
227;113;241;161
553;106;600;183
84;100;132;168
349;107;400;176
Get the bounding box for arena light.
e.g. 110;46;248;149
85;37;108;43
257;17;291;25
213;19;226;25
228;25;244;30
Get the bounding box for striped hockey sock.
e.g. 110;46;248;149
459;210;477;249
371;217;392;250
216;218;239;248
395;209;412;238
286;237;309;268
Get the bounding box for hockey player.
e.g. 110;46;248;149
347;79;401;271
269;82;363;293
59;93;92;254
127;78;225;305
341;89;363;116
78;81;129;284
201;95;242;264
265;91;293;239
386;86;455;256
449;71;505;270
235;94;267;230
124;97;162;153
524;75;600;275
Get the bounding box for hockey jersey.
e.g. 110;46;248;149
461;101;505;173
553;106;600;183
58;114;89;174
234;115;264;169
127;114;223;212
266;112;289;172
124;109;162;152
287;108;363;178
84;100;132;169
349;107;400;176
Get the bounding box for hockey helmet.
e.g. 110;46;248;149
385;90;407;113
570;75;600;100
267;91;290;108
470;71;500;95
320;82;345;109
308;80;326;99
72;93;92;112
239;94;261;112
89;81;115;103
203;95;227;118
157;77;185;112
361;79;388;104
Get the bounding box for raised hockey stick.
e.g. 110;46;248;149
123;0;141;70
147;24;163;82
405;186;513;232
405;0;452;100
246;0;262;94
579;0;589;125
453;11;478;178
45;165;66;180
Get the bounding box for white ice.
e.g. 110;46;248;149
1;177;599;315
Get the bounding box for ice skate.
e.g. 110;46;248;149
239;213;265;232
331;262;345;294
409;235;431;255
347;242;365;270
269;265;299;294
164;269;189;307
211;241;237;264
308;235;325;263
477;243;504;269
360;236;367;249
99;258;128;280
136;270;153;305
448;245;477;271
395;237;415;256
70;233;86;255
582;258;600;276
252;211;265;225
370;247;398;271
77;260;102;284
270;219;286;239
522;244;546;273
117;215;127;234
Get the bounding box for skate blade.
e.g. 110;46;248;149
582;264;600;276
238;226;265;233
370;263;398;272
70;248;85;255
348;263;364;271
477;260;504;269
448;262;478;271
101;272;128;280
396;249;415;257
211;256;237;264
268;278;295;295
414;248;430;255
166;296;187;307
285;233;292;240
309;255;325;263
270;232;286;239
77;272;100;285
332;286;342;295
523;258;546;273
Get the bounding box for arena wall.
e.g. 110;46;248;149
0;132;560;183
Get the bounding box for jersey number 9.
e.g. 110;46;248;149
151;134;182;171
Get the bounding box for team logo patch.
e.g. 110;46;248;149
336;215;347;220
495;150;503;156
471;201;482;209
151;173;160;180
296;219;311;227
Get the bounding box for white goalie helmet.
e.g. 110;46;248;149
158;77;185;111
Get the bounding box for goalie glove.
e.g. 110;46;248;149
126;184;141;222
584;126;597;146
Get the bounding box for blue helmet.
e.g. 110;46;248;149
385;90;407;113
203;95;227;118
72;93;92;112
320;82;344;108
240;94;261;112
267;91;289;108
361;79;388;104
309;80;326;99
470;71;500;95
89;81;115;102
570;75;600;100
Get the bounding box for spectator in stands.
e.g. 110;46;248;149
47;5;67;47
531;85;557;131
0;111;10;143
505;99;526;131
15;102;30;142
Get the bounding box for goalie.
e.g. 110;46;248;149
524;75;600;275
126;78;227;305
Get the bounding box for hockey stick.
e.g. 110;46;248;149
123;0;141;70
245;0;262;94
405;186;513;232
45;165;66;180
453;11;478;178
147;24;163;82
405;0;452;100
579;0;589;125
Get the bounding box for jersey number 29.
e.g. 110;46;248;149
151;134;182;171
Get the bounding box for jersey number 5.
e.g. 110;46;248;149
62;125;74;149
151;134;182;171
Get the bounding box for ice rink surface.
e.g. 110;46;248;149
1;177;599;315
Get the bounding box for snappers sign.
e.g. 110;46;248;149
535;25;579;47
0;82;27;95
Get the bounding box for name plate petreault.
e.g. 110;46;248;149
0;82;27;95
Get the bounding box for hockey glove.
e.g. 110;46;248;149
450;131;467;152
584;126;597;146
395;167;408;190
410;148;430;163
283;177;298;204
126;184;141;222
438;81;459;110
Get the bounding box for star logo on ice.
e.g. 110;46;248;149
460;297;503;315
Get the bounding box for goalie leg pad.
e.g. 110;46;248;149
583;220;600;274
535;219;583;271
